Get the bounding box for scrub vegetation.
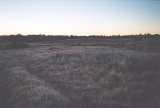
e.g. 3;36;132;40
0;35;160;108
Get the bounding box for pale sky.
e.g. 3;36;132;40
0;0;160;35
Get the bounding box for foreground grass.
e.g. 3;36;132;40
16;46;160;108
0;40;160;108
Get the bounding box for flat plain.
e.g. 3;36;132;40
0;37;160;108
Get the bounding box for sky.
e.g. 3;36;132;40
0;0;160;35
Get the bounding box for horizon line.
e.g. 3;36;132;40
0;33;160;36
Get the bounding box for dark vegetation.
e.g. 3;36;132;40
0;34;160;108
0;34;160;52
3;42;29;49
0;33;159;43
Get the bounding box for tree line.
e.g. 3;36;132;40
0;33;159;43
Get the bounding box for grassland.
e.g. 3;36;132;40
0;37;160;108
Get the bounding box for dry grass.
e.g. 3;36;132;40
17;46;160;108
0;65;72;108
0;40;160;108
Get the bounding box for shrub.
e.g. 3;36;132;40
4;43;29;49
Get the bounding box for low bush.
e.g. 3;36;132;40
4;43;29;49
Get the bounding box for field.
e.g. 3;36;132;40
0;37;160;108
